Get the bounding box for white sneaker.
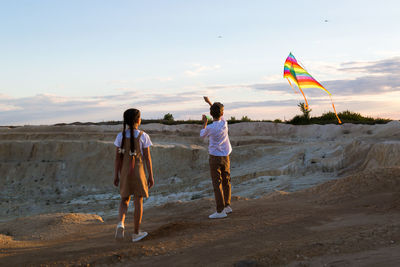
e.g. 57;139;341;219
115;222;124;240
132;231;148;242
224;206;232;214
209;211;227;219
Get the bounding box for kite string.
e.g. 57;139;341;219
286;78;299;94
297;58;309;72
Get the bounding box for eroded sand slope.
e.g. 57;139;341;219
1;121;400;220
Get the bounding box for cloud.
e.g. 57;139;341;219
0;104;22;111
1;88;399;125
184;64;221;77
0;94;114;125
225;99;296;110
206;84;248;90
262;74;282;83
339;57;400;74
2;57;400;125
0;90;205;125
244;57;400;96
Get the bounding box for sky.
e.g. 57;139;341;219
1;0;400;125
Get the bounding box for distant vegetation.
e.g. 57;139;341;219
53;107;392;126
287;102;391;125
163;113;174;122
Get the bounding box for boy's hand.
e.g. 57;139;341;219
203;96;212;106
113;176;119;187
202;114;208;123
202;115;208;129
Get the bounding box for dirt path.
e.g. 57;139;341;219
1;169;400;266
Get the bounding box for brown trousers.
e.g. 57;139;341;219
209;155;231;213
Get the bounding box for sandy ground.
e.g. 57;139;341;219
1;167;400;266
2;122;400;266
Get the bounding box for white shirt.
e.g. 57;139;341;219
114;129;152;155
200;117;232;156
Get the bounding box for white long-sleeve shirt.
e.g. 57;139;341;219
200;117;232;156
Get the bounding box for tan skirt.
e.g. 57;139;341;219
119;135;149;198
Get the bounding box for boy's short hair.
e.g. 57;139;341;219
210;102;224;119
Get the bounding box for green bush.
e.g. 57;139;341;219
287;102;312;124
52;108;392;126
318;111;337;121
289;115;312;125
298;102;311;120
241;115;251;122
287;109;391;125
163;113;174;121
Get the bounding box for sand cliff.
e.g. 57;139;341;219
1;121;400;220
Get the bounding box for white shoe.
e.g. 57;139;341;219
115;223;124;240
224;206;232;214
132;231;148;242
209;211;227;219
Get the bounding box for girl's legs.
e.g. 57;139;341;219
118;196;131;225
133;196;143;234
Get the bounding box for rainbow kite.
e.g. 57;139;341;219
283;52;341;124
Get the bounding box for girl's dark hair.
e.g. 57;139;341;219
120;108;141;159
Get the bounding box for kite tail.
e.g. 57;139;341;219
298;86;309;110
286;78;298;94
329;95;342;124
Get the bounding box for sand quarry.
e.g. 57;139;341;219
1;121;400;266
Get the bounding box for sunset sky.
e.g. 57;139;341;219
1;0;400;125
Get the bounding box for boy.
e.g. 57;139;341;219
200;96;233;219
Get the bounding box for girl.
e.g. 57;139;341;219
113;108;154;242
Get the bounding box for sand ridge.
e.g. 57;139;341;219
0;213;103;242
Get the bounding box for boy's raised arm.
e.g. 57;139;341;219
204;96;212;106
